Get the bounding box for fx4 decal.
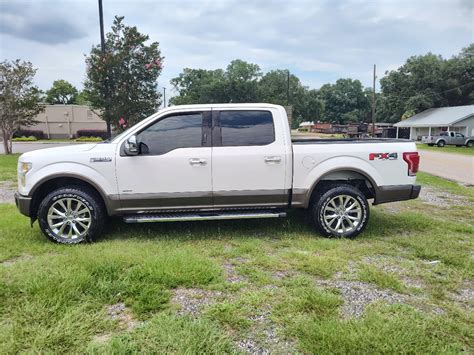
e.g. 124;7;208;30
369;152;398;161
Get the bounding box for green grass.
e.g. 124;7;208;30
0;153;19;182
0;155;473;353
417;143;474;156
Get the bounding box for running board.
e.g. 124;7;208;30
123;210;287;223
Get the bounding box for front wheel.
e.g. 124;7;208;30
310;184;369;238
38;186;105;244
437;140;445;147
466;141;473;148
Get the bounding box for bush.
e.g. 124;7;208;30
76;130;108;140
75;136;103;142
13;130;44;139
12;136;38;142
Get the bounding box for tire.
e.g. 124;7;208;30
437;140;445;147
38;186;105;244
466;141;473;148
309;184;369;239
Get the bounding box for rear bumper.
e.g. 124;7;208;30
15;192;32;217
374;185;421;205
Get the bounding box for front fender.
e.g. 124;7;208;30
25;162;117;198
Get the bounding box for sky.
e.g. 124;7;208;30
1;0;473;100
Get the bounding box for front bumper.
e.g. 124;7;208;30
15;192;32;217
374;185;421;205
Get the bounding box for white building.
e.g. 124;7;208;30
394;105;474;140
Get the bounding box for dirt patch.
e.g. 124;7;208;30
1;254;33;266
0;181;16;204
106;302;139;330
171;288;223;316
316;279;406;318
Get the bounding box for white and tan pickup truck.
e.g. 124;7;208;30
15;103;421;244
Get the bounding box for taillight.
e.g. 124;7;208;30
403;152;420;176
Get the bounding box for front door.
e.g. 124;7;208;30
211;108;289;208
115;110;212;212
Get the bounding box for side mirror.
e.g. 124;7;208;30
124;135;139;155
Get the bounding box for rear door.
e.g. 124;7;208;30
211;108;288;208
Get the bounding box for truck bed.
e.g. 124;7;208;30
292;138;411;144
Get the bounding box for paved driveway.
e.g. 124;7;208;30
419;150;474;185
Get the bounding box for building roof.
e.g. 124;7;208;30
394;105;474;127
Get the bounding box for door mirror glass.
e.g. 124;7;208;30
124;135;139;155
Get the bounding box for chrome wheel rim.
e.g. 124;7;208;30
323;195;362;235
47;198;92;240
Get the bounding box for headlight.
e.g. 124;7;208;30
20;162;32;174
19;162;32;187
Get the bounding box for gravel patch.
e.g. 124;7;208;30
0;181;16;204
316;279;406;318
106;302;139;330
418;186;471;207
224;258;249;284
450;281;474;308
171;288;223;316
237;308;296;354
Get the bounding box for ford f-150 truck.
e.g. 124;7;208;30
15;104;421;244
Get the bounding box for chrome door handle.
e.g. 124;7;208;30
189;158;207;166
264;156;281;163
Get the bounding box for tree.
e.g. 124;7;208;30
317;79;370;123
0;59;44;154
224;59;261;102
169;68;226;105
170;60;262;105
84;16;163;137
45;79;78;104
377;45;474;123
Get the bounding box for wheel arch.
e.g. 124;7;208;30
303;168;379;208
29;174;116;218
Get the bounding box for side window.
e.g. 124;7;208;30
450;132;455;137
219;110;275;146
455;133;464;138
137;113;203;155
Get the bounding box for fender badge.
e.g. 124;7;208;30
90;157;112;163
369;153;398;161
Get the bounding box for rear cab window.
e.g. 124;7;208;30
218;110;275;146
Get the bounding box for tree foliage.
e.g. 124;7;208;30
45;79;78;104
377;43;474;123
317;79;371;124
0;59;44;154
84;16;163;136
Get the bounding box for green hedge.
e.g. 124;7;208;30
12;136;38;142
74;136;103;142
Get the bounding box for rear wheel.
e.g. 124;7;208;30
38;186;105;244
437;140;445;147
466;141;473;148
310;184;369;238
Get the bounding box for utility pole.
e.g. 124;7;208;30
163;87;166;108
98;0;111;137
98;0;106;53
287;69;290;106
371;64;376;137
